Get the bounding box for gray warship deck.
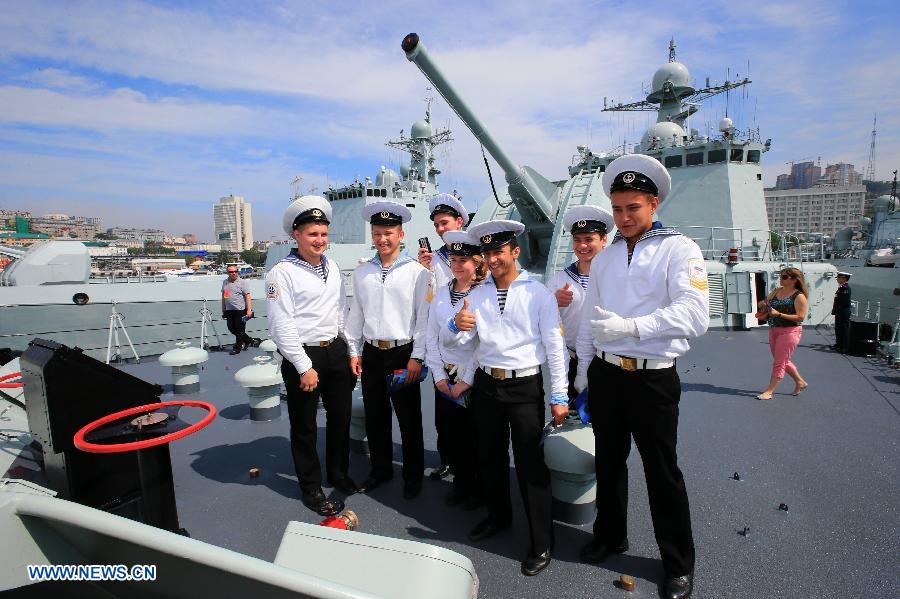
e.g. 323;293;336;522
52;326;894;598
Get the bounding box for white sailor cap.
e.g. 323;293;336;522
360;200;412;225
603;154;671;202
429;193;469;226
442;230;481;256
468;219;526;251
283;195;331;236
837;271;852;278
563;204;614;235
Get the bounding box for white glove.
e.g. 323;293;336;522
590;306;638;343
574;374;588;393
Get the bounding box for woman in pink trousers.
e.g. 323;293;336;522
756;268;809;400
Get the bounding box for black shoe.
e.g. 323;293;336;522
403;480;422;499
229;347;241;355
521;549;551;576
301;488;343;517
429;464;452;480
461;494;484;511
468;518;511;542
252;337;262;348
329;477;360;495
660;572;694;599
579;538;629;563
359;475;392;494
445;487;465;506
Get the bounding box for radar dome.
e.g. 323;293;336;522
647;61;695;102
641;121;686;149
410;119;432;139
719;117;734;132
859;217;872;227
376;166;400;187
872;195;899;212
400;164;410;179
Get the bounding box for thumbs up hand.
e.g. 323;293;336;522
555;282;574;308
454;298;476;332
590;306;638;343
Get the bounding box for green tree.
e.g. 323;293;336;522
240;248;266;267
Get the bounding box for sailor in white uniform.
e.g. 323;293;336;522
265;195;358;516
418;192;468;479
574;154;709;599
545;204;613;402
424;230;484;508
450;220;569;577
344;200;432;500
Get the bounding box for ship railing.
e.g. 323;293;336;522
89;274;169;284
671;225;774;262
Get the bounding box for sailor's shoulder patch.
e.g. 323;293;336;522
266;280;280;300
687;257;708;291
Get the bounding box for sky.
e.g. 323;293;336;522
0;0;897;242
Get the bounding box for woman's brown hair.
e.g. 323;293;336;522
778;267;809;297
472;254;488;284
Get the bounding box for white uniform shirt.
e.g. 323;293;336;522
575;227;709;374
345;253;431;360
546;263;589;352
425;281;479;384
432;246;453;289
456;271;568;400
265;252;346;374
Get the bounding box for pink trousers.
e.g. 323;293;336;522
769;326;802;379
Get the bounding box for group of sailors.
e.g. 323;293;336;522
265;154;709;599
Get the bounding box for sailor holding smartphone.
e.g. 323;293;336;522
418;192;468;480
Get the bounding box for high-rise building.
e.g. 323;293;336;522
213;195;253;253
819;163;863;187
765;185;866;236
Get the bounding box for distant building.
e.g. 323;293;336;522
253;240;274;251
108;239;144;249
765;185;866;236
0;209;32;225
30;214;102;239
213;195;253;253
131;258;186;272
183;233;198;244
108;227;167;243
819;163;863;187
775;174;793;190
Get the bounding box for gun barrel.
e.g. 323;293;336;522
402;33;556;221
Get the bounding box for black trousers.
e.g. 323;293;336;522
281;338;356;496
834;311;850;350
434;383;479;497
567;355;579;403
588;356;695;577
360;342;424;483
434;385;452;466
224;309;253;348
472;369;553;554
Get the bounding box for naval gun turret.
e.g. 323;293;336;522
402;33;566;274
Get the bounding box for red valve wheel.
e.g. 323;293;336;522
73;400;216;454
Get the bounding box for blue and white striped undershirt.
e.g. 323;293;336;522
496;288;509;313
381;265;389;282
313;262;326;281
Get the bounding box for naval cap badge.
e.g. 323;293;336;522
481;234;492;244
452;242;463;251
622;172;636;184
380;211;391;219
312;209;323;217
576;220;587;228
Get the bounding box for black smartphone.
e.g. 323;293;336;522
418;237;432;252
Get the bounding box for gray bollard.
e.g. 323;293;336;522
234;356;283;421
544;416;597;524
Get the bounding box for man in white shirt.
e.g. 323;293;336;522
545;204;613;403
574;154;709;599
266;195;358;517
344;200;432;499
418;192;468;480
450;220;569;577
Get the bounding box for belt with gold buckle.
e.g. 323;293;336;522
619;356;638;371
